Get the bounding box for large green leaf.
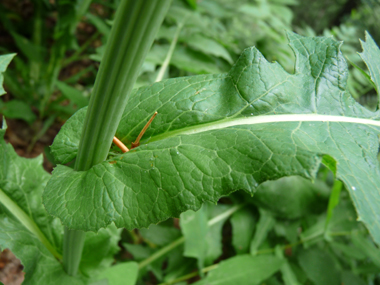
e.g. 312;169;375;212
0;128;81;284
0;129;120;284
45;33;380;248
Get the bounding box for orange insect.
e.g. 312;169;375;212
113;111;158;153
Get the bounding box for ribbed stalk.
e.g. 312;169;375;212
63;228;86;275
63;0;172;276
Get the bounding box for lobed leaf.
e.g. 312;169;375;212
46;33;380;248
0;128;120;284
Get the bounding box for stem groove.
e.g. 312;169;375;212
63;0;172;276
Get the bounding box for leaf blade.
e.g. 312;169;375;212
45;32;380;247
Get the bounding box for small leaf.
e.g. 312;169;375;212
180;205;208;272
341;271;366;285
204;204;231;265
85;13;111;38
184;34;233;64
56;81;89;109
80;225;121;277
230;208;255;254
300;216;324;248
0;99;36;124
330;242;366;260
324;180;342;230
140;224;181;247
351;232;380;268
0;54;15;96
298;248;340;285
183;0;197;9
359;32;380;97
11;32;46;63
254;176;329;219
250;209;275;255
92;262;138;285
146;45;220;74
275;246;301;285
194;255;283;285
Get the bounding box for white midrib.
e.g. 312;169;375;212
150;114;380;142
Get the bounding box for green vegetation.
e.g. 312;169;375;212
1;0;380;284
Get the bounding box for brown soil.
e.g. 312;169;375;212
2;117;62;173
0;250;24;285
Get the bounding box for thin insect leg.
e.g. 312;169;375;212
113;136;129;153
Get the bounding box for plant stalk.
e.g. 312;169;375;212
62;0;172;276
155;19;186;82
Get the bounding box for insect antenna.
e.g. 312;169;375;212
131;111;158;149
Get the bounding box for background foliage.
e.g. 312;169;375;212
1;0;380;284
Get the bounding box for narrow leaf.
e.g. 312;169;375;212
325;180;342;231
359;31;380;98
231;208;255;254
250;209;275;255
56;81;89;109
180;205;208;272
185;34;234;64
298;248;340;285
92;262;138;285
0;54;15;96
351;232;380;268
275;246;301;285
195;255;283;285
0;100;36;124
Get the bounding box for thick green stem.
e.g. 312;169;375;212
62;0;172;276
63;228;86;276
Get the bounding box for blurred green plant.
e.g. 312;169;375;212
91;0;298;88
0;0;94;124
1;1;380;285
